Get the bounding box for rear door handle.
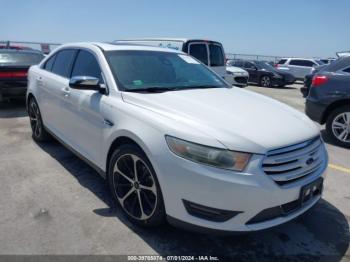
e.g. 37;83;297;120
62;87;70;98
37;76;44;86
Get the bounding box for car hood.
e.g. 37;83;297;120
122;88;319;154
226;66;248;74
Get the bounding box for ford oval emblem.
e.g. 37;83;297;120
306;158;314;165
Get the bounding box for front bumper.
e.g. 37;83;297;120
155;144;328;233
225;73;249;87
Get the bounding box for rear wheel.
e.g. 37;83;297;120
326;106;350;148
108;144;165;227
28;98;51;142
260;76;271;87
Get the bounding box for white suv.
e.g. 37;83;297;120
27;43;328;233
276;58;325;79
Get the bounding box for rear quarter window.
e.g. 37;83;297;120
43;54;56;71
277;59;287;64
343;67;350;73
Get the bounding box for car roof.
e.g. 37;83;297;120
114;38;222;44
115;38;188;42
281;57;318;61
57;42;184;53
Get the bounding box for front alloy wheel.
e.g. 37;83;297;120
109;144;165;227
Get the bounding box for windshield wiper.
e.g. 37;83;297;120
124;87;177;93
178;85;226;90
124;85;226;93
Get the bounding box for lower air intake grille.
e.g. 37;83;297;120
262;137;324;186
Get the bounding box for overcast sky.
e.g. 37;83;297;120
2;0;349;58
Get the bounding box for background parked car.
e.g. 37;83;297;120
226;60;249;87
276;58;325;80
305;56;350;147
320;58;336;64
114;38;226;79
0;49;44;101
301;64;329;97
230;59;295;87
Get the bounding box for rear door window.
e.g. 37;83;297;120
209;44;224;67
189;43;208;65
289;60;315;67
51;49;77;78
43;54;56;71
71;50;103;82
244;61;256;69
233;60;243;67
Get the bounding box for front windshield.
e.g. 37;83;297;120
105;50;228;91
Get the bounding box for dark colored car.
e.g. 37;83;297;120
305;56;350;147
301;64;329;97
0;49;44;101
230;60;295;87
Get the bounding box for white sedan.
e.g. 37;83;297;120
26;42;328;233
225;65;249;87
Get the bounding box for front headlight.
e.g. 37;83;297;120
165;136;252;171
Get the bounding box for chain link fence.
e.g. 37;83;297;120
226;53;283;63
0;40;61;54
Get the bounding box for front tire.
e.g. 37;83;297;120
260;75;271;87
108;144;165;227
326;105;350;148
28;98;51;142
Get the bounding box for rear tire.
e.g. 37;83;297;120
108;144;165;227
260;75;271;87
28;97;51;142
326;105;350;148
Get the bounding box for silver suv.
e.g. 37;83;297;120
276;58;324;80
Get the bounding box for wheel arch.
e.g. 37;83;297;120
105;133;154;177
26;92;35;113
322;99;350;124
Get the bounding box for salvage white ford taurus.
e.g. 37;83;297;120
27;42;328;233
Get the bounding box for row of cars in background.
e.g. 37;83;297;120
225;57;336;88
226;59;295;87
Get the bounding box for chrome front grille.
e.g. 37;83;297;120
262;137;324;186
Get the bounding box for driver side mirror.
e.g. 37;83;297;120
69;76;105;93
